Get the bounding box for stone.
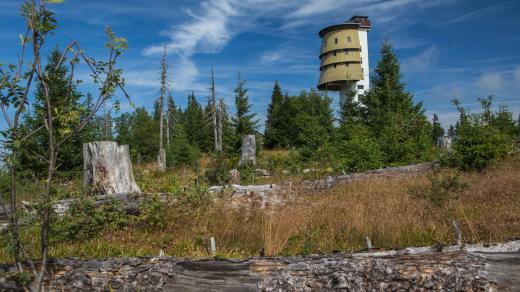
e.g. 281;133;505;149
83;141;140;195
255;168;271;177
239;134;256;166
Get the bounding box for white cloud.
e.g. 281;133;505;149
285;0;450;28
402;45;439;72
477;72;504;91
446;0;518;24
260;50;285;64
514;66;520;83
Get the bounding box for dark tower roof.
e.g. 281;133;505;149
319;16;371;37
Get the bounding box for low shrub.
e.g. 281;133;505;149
410;171;467;207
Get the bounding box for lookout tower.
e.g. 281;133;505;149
317;16;371;104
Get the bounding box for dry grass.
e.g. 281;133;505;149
2;155;520;262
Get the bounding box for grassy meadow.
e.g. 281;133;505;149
1;151;519;262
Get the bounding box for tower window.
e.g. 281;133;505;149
334;64;337;68
347;36;352;42
333;52;337;56
334;38;338;44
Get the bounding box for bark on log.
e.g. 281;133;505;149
83;141;140;195
1;241;519;291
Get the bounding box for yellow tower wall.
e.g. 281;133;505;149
318;27;364;90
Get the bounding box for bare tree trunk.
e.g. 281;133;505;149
166;93;170;147
35;80;56;291
157;48;167;171
211;68;220;152
218;98;224;152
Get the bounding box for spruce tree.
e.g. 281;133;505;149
264;81;285;149
232;75;258;150
431;114;445;144
294;90;334;162
166;92;176;145
339;80;361;127
360;41;432;164
336;80;382;171
18;48;85;175
184;92;205;149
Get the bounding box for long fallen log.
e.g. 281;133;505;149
1;241;519;291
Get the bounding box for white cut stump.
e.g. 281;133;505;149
83;141;141;195
240;134;256;166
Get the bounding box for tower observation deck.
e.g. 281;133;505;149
317;16;371;103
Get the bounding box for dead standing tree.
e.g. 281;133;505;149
0;1;130;290
157;48;169;171
210;67;223;152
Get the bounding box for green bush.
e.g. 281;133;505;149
335;125;383;173
138;195;169;229
238;162;256;185
167;142;200;168
447;125;511;171
204;152;230;185
410;172;466;207
443;98;517;171
51;197;130;242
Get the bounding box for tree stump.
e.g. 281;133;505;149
240;134;256;166
83;141;141;195
158;148;166;171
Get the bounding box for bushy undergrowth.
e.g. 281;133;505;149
409;171;467;207
52;198;130;242
2;154;519;262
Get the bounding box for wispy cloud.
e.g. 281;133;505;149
402;45;439;72
477;72;504;91
446;0;519;24
284;0;450;29
260;50;285;64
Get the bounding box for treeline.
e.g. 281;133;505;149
16;43;519;178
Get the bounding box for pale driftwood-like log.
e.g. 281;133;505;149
83;141;140;195
1;241;519;291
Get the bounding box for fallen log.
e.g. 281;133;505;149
1;241;518;291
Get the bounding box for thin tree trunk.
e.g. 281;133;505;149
35;81;56;291
157;48;167;171
218;99;224;152
8;150;23;272
166;94;170;147
211;68;220;152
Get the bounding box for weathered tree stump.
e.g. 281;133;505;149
83;141;140;195
157;148;166;171
240;134;256;166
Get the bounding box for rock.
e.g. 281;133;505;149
83;141;140;195
239;134;256;166
255;168;271;177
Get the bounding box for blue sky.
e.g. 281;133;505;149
1;0;519;129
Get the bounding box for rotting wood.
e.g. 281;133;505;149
1;241;519;291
